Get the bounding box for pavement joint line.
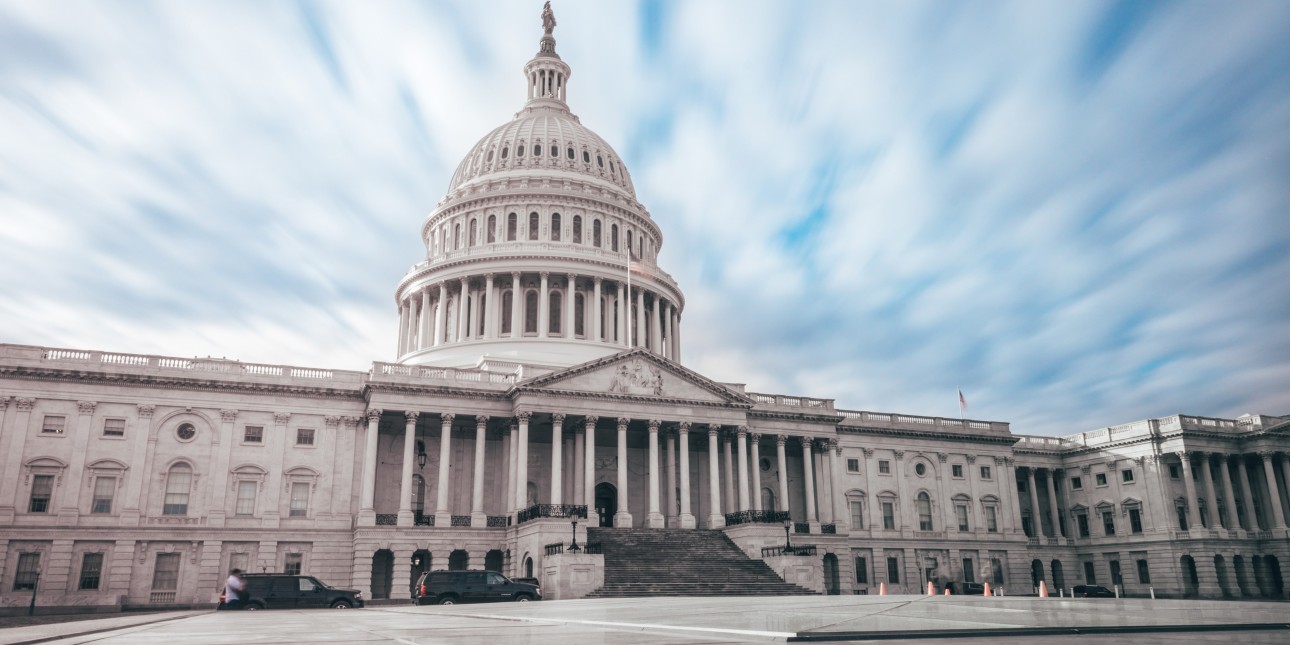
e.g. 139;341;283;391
0;611;206;645
417;610;797;640
786;621;1290;642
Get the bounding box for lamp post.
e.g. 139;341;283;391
27;571;39;616
783;518;793;554
569;520;581;551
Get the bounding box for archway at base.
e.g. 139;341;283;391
595;482;617;527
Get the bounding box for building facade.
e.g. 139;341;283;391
1;9;1287;611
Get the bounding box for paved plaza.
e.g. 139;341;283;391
2;596;1288;645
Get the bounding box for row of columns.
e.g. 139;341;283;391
395;273;681;360
1176;451;1290;532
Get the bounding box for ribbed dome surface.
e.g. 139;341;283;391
447;106;635;197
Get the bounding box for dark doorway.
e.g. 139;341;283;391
1051;560;1065;591
1031;559;1045;590
449;549;469;571
1214;555;1230;597
371;550;394;600
524;556;534;578
411;550;431;595
823;553;840;595
595;482;617;527
1267;555;1284;598
1234;554;1250;596
1181;555;1199;597
485;549;504;573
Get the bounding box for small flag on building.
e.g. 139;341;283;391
958;388;968;419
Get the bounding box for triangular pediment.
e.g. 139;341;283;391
515;348;753;406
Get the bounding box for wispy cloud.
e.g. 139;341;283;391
1;0;1287;436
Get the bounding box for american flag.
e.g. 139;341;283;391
958;388;968;418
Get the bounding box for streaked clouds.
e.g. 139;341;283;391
1;0;1287;435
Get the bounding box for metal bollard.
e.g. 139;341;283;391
1149;586;1155;600
1114;585;1120;599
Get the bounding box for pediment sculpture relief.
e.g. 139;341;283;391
608;359;663;396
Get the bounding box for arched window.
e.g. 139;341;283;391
516;141;525;157
567;146;575;160
550;145;558;158
501;146;509;159
582;150;590;164
524;290;538;334
163;463;192;515
551;213;561;241
453;222;461;250
611;224;619;251
574;293;585;336
528;212;539;241
487;214;496;243
533;143;541;157
762;488;776;513
572;215;582;244
501;290;513;334
916;492;933;531
507;213;517;241
549;291;562;334
469;219;477;246
444;298;456;342
593;220;602;247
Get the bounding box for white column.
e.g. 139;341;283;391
484;274;496;339
707;425;724;528
510;272;522;337
635;287;645;347
1026;468;1043;536
456;279;468;342
419;287;432;349
750;433;763;512
1045;469;1061;536
584;417;598;523
506;421;518;513
722;431;735;513
736;426;750;512
398;411;418;526
1219;456;1240;530
432;413;454;525
573;422;585;509
650;295;662;354
515;412;531;512
829;440;846;528
776;435;790;517
615;417;632;527
1237;457;1257;529
679;422;694;528
565;274;575;338
467;285;478;340
471;415;487;526
1260;452;1286;528
359;409;381;523
1200;453;1219;528
433;283;446;346
593;278;603;341
1178;453;1202;530
616;282;627;346
396;301;409;355
647;420;664;527
538;272;550;338
673;311;681;363
665;428;678;524
551;414;565;505
818;444;834;525
1280;457;1290;526
801;439;818;523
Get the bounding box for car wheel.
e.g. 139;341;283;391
244;603;264;611
330;600;352;609
438;596;457;606
514;594;532;602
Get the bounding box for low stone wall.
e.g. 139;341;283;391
542;552;604;599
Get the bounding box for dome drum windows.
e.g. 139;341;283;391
507;213;518;241
551;213;562;241
487;214;497;243
592;219;602;247
567;146;575;160
528;212;540;241
572;215;582;244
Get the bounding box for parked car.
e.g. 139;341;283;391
946;581;986;595
415;570;541;605
220;573;365;610
1072;584;1116;598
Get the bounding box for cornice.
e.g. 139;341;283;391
510;386;750;410
364;382;510;401
395;255;684;308
836;424;1017;445
746;410;844;425
0;367;366;401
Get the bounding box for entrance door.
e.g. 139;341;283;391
595;483;617;527
823;554;840;595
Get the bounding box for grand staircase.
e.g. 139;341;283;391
584;527;818;598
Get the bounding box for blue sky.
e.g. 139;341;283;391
1;0;1288;436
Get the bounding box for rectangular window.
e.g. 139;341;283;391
846;458;860;474
235;481;257;516
886;556;900;583
878;460;890;474
42;415;66;434
979;466;992;480
854;557;868;584
295;428;315;446
956;504;969;531
1102;510;1115;536
881;502;895;529
102;418;125;437
13;553;40;590
1071;476;1082;490
29;474;53;513
963;557;975;583
952;464;964;478
1169;464;1180;479
1077;513;1090;537
1083;561;1097;584
244;426;263;443
289;482;310;517
151;553;180;591
849;500;864;530
284;553;302;576
79;553;103;590
1136;559;1150;584
985;506;998;532
1109;560;1123;587
1095;473;1108;486
991;558;1004;585
91;477;116;514
1121;469;1134;483
1129;508;1143;534
1177;505;1189;531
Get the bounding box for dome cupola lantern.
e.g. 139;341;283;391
526;2;571;107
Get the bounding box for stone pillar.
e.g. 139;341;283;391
615;417;632;527
420;286;433;348
1045;469;1061;539
359;410;380;525
635;287;646;347
801;438;818;523
583;417;598;525
262;412;290;526
593;277;603;342
830;440;846;527
564;275;575;338
551;414;565;505
1200;453;1220;529
208;409;238;527
722;431;735;515
483;274;496;339
1027;468;1043;537
471;415;487;526
647;420;664;527
510;273;522;338
398;411;419;526
707;425;724;528
776;435;790;517
750;433;764;512
397;301;409;355
1259;452;1286;528
1178;452;1202;531
1237;456;1258;530
505;421;517;513
651;295;663;354
679;422;695;528
55;401;96;520
616;282;627;346
736;426;750;512
672;309;681;362
573;421;585;509
1280;456;1290;525
433;283;446;346
663;301;673;359
456;279;468;342
538;272;550;338
1219;456;1241;531
1001;458;1022;534
515;412;531;512
665;429;678;524
818;441;834;525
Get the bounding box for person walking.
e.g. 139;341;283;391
224;569;245;610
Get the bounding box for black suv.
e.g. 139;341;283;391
946;581;986;595
1072;584;1116;598
415;570;541;605
221;573;365;610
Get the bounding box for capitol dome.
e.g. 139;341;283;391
390;12;683;374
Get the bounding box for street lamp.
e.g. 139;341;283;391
783;518;793;554
416;440;427;469
569;520;581;551
27;571;39;617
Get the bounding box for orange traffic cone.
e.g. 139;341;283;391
927;581;936;596
1038;580;1049;598
879;582;887;596
983;582;992;597
944;588;951;595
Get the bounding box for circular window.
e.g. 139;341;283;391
176;423;196;441
915;463;926;476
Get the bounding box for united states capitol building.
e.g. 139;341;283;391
1;9;1287;612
